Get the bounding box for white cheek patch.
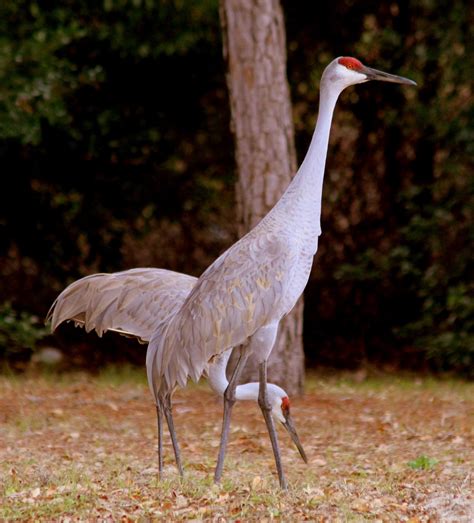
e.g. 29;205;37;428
329;73;343;82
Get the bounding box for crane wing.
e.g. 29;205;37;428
47;268;197;343
149;227;298;390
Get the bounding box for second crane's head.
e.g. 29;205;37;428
322;56;416;93
268;384;308;463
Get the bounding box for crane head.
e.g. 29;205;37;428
269;387;308;463
322;56;416;92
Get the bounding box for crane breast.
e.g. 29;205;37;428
148;230;299;390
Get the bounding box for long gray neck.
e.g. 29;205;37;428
271;84;340;234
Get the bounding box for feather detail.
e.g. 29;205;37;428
47;268;196;342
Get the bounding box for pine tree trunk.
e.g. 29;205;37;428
219;0;304;395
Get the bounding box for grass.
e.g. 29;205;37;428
407;455;439;470
0;370;473;520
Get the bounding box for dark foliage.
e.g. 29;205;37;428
0;1;472;375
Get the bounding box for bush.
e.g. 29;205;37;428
0;302;49;362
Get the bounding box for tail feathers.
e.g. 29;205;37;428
146;321;172;399
156;331;209;391
148;323;190;393
49;268;198;343
83;288;120;335
47;274;108;333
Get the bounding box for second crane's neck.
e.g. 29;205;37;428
208;351;283;401
208;351;251;399
276;85;340;229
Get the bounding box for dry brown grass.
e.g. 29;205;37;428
0;368;473;521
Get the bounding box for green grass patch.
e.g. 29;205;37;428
407;455;439;470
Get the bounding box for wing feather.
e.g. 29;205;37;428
150;228;298;389
47;268;197;342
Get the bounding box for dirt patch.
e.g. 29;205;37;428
0;371;472;520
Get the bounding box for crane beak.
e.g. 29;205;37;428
361;65;417;86
282;412;308;463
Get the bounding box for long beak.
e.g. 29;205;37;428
361;65;417;86
282;413;308;463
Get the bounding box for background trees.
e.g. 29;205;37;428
0;1;472;376
220;0;303;394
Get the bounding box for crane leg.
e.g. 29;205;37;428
258;360;288;490
163;394;184;477
214;347;250;483
156;403;164;479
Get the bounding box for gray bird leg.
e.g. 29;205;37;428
156;403;164;478
163;394;184;477
214;347;250;483
258;360;288;490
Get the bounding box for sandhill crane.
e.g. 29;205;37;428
48;268;307;476
50;56;415;490
145;57;415;489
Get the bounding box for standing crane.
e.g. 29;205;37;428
48;268;307;477
49;56;415;490
146;57;415;489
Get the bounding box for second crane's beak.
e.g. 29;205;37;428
361;65;417;86
282;412;308;463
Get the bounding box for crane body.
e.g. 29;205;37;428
146;57;415;488
48;267;307;476
49;56;415;489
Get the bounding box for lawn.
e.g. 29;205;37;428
0;368;472;520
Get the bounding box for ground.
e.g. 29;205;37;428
0;368;472;521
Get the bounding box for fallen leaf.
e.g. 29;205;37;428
303;486;324;497
175;495;188;508
251;475;263;490
351;499;370;512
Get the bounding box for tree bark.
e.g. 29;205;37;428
219;0;304;395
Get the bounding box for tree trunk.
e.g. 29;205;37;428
219;0;304;395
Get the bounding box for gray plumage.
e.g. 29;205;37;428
47;268;196;343
148;222;301;394
48;57;415;489
48;265;308;476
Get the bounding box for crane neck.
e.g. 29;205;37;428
207;351;283;401
275;84;340;227
300;85;339;177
